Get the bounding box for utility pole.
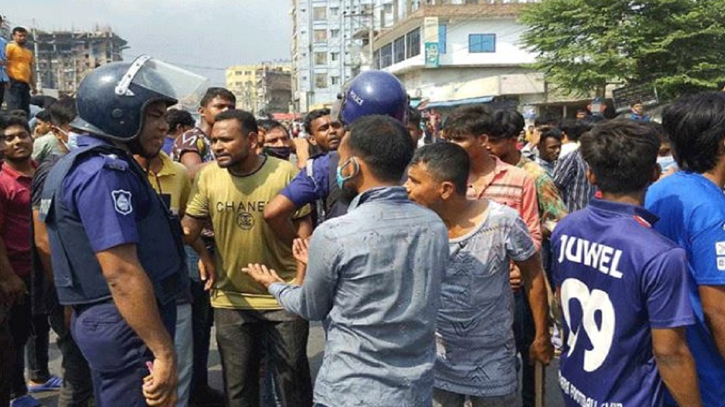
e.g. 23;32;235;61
32;19;42;91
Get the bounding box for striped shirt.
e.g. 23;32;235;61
553;150;596;213
467;157;541;249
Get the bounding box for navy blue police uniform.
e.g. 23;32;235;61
40;135;186;406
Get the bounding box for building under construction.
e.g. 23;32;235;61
34;27;127;94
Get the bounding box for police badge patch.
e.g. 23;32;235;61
112;190;133;215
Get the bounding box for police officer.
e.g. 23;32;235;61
39;56;208;407
263;70;408;242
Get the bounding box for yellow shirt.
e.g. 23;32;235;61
6;42;33;83
144;152;191;216
186;157;309;310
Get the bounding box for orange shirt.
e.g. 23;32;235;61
467;156;542;249
6;42;33;83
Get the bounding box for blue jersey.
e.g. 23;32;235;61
646;172;725;407
61;135;154;252
552;198;694;407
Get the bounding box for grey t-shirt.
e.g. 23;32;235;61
32;134;64;164
435;201;536;397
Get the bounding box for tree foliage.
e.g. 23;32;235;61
520;0;725;99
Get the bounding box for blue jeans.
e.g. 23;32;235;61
175;303;193;407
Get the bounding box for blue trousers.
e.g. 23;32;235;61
72;301;176;407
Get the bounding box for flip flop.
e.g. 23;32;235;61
10;394;41;407
27;375;63;393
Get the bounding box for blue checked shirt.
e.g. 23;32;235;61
269;186;449;407
554;150;596;213
0;36;9;82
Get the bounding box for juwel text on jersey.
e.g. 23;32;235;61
557;235;624;279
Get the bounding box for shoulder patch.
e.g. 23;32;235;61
112;190;133;215
102;154;129;172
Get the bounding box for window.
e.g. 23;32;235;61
313;7;327;21
406;28;421;58
235;71;243;75
330;29;340;39
330;52;340;62
314;29;327;42
393;36;405;63
380;43;393;68
314;52;328;65
439;24;447;54
315;73;328;88
330;7;339;16
331;76;341;85
469;34;496;53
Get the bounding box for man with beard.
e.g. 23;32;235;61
5;27;37;115
182;109;313;407
171;88;235;179
171;87;234;406
0;116;40;407
245;115;448;407
40;57;207;407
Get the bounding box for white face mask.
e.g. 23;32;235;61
657;155;676;172
56;127;78;151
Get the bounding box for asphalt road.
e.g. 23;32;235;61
33;322;565;406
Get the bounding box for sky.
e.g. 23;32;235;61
1;0;293;86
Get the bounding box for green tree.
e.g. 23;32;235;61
520;0;725;99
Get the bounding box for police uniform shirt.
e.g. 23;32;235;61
552;198;694;407
61;136;154;252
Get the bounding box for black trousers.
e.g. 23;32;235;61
0;306;13;406
6;78;31;116
514;291;537;407
215;308;313;407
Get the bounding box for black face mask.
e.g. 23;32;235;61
264;146;292;160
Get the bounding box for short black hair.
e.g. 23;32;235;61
490;109;525;140
34;110;51;123
580;119;659;194
411;142;470;195
47;97;77;126
303;108;330;134
1;115;31;134
347;115;414;183
535;114;560;129
166;109;195;130
200;87;236;108
539;127;563;143
12;27;28;35
444;104;497;138
407;107;422;128
662;91;725;173
560;119;587;142
258;119;287;134
214;109;258;135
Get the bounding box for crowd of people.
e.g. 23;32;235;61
0;16;724;407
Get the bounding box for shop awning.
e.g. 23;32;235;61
426;96;494;109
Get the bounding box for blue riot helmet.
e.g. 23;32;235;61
332;70;408;126
71;55;208;141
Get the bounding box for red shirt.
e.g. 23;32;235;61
467;156;542;249
0;163;34;277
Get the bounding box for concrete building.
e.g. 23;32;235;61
374;0;544;112
257;66;293;115
34;27;127;94
290;0;379;113
225;62;291;114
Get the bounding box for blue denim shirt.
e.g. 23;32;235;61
0;36;8;82
269;186;449;407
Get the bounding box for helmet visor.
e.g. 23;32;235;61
119;56;209;109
